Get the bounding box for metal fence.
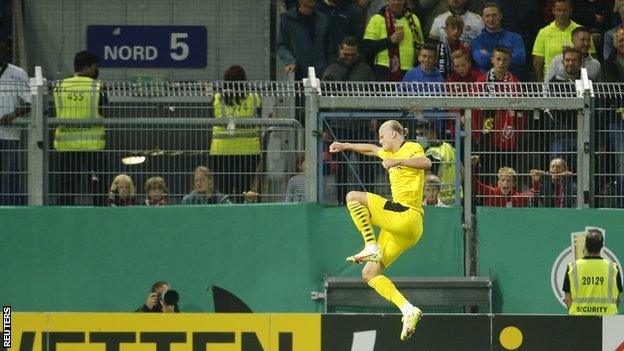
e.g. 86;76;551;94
14;76;305;205
5;71;624;212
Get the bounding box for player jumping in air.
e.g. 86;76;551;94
329;119;430;341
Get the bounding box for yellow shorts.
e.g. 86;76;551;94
367;192;423;268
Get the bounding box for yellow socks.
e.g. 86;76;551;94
368;275;408;309
347;201;376;245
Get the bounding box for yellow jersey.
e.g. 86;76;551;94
377;141;425;210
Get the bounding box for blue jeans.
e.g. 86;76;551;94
0;139;25;205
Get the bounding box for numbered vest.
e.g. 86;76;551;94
568;258;619;315
426;142;462;204
53;76;105;151
210;93;261;156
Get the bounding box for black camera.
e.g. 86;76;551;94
158;289;180;306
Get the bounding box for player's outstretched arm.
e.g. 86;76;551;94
382;156;432;170
329;142;380;157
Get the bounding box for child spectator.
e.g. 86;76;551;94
471;155;538;207
435;15;471;79
422;174;448;207
286;153;306;202
182;166;232;205
445;49;484;145
108;174;135;206
475;45;526;179
144;176;168;206
403;43;445;86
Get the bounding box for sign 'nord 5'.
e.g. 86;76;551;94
87;26;207;68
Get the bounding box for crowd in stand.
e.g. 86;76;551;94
278;0;624;208
1;0;623;208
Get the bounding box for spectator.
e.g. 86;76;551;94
475;46;526;179
603;5;624;60
530;158;574;207
182;166;233;205
446;49;483;83
547;47;582;173
0;41;30;205
52;50;108;206
533;0;592;81
402;43;444;85
108;174;135;207
362;0;424;81
471;2;526;78
323;38;377;203
545;26;601;82
602;27;624;207
422;174;448;206
435;15;471;79
445;49;483;145
316;0;366;62
144;176;168;206
497;0;540;78
569;0;610;36
210;65;262;204
286;153;306;202
562;229;622;315
277;0;329;80
421;123;461;205
429;0;484;46
471;155;538;207
322;36;375;81
135;281;180;313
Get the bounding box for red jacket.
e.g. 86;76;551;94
473;73;526;150
473;177;539;207
445;69;484;141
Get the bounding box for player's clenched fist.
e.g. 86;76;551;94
329;142;346;153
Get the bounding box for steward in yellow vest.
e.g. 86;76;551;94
51;51;108;206
209;65;262;203
54;72;105;151
210;92;261;156
563;229;622;316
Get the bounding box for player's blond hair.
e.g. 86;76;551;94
381;120;409;138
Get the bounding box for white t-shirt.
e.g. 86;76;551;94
429;10;484;46
0;63;30;141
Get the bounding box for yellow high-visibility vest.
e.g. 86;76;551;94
210;93;261;156
568;258;619;316
426;142;462;204
53;76;105;151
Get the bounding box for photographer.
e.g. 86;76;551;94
135;280;180;313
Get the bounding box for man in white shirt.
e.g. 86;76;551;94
429;0;484;45
0;41;30;205
544;26;601;82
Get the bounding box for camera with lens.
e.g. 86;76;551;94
158;289;180;306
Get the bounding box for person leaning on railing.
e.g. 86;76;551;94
0;40;30;206
52;50;108;206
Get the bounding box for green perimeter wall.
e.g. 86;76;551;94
0;204;463;312
478;207;624;315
